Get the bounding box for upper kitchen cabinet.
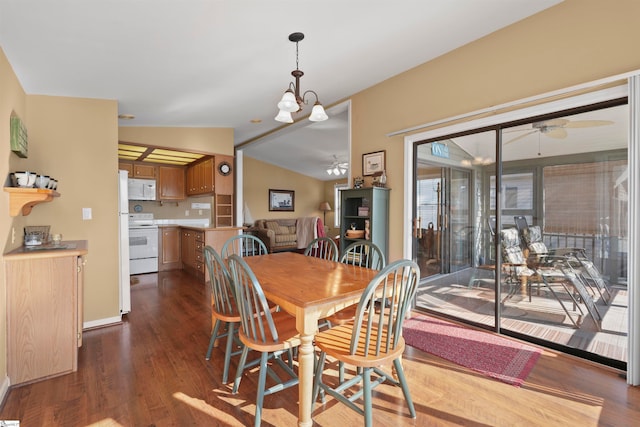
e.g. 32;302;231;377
215;155;234;195
186;157;215;196
158;165;186;200
119;161;157;179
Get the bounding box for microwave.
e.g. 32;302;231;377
128;178;157;201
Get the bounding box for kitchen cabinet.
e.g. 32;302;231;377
340;187;390;263
119;161;157;179
186;157;215;196
118;162;133;176
4;241;88;385
4;187;60;216
158;166;186;200
215;194;234;227
180;227;242;282
159;226;181;271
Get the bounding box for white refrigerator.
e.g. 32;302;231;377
118;170;131;314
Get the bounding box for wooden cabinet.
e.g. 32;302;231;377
119;162;157;179
181;229;205;280
4;241;88;385
159;227;181;271
118;162;133;176
158;166;186;200
186;157;215;196
340;187;390;262
215;194;234;227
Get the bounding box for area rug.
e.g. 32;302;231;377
403;314;541;386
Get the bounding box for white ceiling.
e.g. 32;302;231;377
0;0;562;180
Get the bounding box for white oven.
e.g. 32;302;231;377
129;213;159;275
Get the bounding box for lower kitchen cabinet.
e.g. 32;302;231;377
180;227;242;282
4;240;88;385
159;226;182;271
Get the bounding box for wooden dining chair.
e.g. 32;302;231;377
203;246;244;384
221;234;268;259
226;254;300;427
312;259;420;427
304;236;339;261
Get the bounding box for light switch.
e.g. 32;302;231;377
82;207;92;220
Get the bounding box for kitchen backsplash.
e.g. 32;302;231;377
128;195;215;221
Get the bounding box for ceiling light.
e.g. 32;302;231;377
326;155;348;175
275;32;328;123
118;114;135;120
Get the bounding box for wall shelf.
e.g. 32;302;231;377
4;187;60;216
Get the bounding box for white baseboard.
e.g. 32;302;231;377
0;375;10;407
83;315;123;330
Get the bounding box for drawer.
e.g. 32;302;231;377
195;262;205;272
195;252;204;263
195;232;204;242
196;241;204;251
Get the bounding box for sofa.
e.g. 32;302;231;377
253;217;320;253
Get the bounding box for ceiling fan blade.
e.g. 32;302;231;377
504;130;537;144
539;118;569;128
563;119;614;128
545;128;568;139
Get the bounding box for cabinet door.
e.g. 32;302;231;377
181;230;194;267
133;163;157;179
119;162;133;176
162;227;181;268
200;158;214;193
158;166;186;200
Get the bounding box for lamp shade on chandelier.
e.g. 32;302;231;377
275;32;329;123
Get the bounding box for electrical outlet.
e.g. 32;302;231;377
198;209;202;215
185;210;190;216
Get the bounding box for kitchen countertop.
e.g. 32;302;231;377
163;225;243;231
4;240;88;260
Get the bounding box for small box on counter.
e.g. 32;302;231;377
358;207;369;216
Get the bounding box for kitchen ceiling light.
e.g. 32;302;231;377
275;32;328;123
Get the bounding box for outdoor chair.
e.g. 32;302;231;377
304;236;339;261
227;254;300;427
312;259;420;427
521;224;612;305
221;234;268;259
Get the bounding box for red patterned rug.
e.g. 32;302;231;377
403;314;541;386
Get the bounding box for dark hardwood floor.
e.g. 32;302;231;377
1;269;638;426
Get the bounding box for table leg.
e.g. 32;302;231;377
298;332;314;427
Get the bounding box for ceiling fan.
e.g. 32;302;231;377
504;118;614;145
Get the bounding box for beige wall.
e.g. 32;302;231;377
1;46;27;388
243;156;325;222
350;0;640;260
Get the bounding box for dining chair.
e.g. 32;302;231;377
304;236;339;261
226;254;300;427
221;234;268;259
312;259;420;427
203;245;244;384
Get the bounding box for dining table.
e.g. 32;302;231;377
242;251;379;427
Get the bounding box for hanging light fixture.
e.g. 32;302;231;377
275;32;329;123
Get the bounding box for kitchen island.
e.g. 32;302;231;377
4;240;88;385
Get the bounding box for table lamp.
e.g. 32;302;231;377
318;201;331;224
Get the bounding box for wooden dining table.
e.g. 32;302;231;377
242;251;378;427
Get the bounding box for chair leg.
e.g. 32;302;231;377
206;319;223;360
221;322;235;384
363;367;373;427
312;351;327;404
339;361;345;383
393;358;416;418
232;346;250;394
254;352;270;427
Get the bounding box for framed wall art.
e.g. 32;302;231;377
362;150;385;176
269;189;295;211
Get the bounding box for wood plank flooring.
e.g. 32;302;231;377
0;269;639;426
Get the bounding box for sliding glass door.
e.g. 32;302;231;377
412;100;629;369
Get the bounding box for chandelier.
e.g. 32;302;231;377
275;32;329;123
326;155;348;175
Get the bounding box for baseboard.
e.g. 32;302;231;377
0;375;10;408
83;315;123;331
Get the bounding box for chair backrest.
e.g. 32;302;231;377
204;246;238;317
500;228;527;265
520;225;549;256
304;237;338;261
349;259;420;357
227;254;281;345
340;241;386;270
513;215;529;232
221;234;268;259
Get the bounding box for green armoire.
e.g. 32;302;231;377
339;187;390;263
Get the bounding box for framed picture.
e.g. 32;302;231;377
269;189;295;211
362;150;386;176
